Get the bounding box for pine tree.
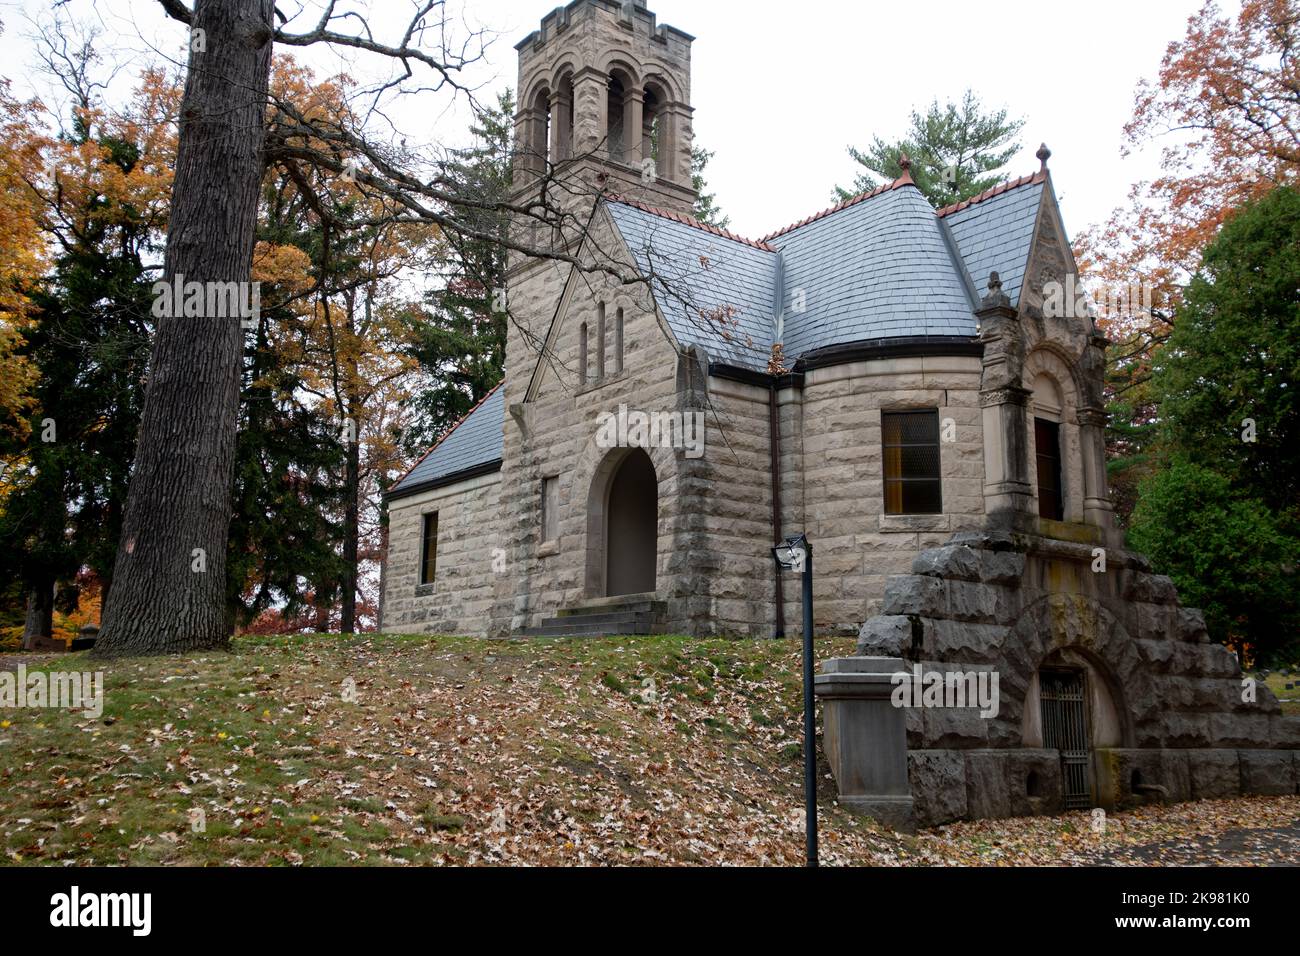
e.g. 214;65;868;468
836;90;1024;208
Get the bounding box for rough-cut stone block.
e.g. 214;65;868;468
1188;750;1240;800
1271;715;1300;749
908;750;968;828
922;620;1008;662
978;549;1025;584
1007;750;1062;817
1175;607;1209;643
1137;638;1175;673
1210;712;1273;747
1123;573;1178;604
912;545;981;581
965;751;1012;819
1163;713;1212;748
1239;750;1296;795
881;575;944;617
856;615;914;657
945;579;1001;622
921;704;990;749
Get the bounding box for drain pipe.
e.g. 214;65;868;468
770;380;785;638
770;251;786;639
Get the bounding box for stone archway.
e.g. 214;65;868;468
585;447;658;598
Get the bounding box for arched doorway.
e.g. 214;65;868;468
603;449;658;597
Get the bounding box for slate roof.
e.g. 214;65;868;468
388;384;505;497
392;169;1053;495
607;199;779;369
606;169;1049;369
940;172;1046;307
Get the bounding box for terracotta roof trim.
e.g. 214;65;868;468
935;170;1048;218
390;381;505;492
607;196;778;252
761;179;902;242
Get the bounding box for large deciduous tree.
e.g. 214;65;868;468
1075;0;1300;518
94;0;275;656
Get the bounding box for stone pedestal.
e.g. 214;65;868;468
815;656;915;832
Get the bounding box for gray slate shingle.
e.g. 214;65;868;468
390;384;504;494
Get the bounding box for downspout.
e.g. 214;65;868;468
771;251;786;639
770;380;785;638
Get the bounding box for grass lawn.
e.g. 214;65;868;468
0;633;1296;866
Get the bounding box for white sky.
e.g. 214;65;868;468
0;0;1216;241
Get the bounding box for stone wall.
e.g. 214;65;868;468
851;530;1300;827
382;470;504;637
793;356;986;633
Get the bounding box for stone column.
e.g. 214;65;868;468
571;68;608;159
1078;406;1115;532
621;87;644;167
815;657;916;832
976;274;1035;530
660;102;693;185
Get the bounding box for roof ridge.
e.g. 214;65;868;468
391;381;504;491
608;196;777;252
762;179;902;242
935;169;1048;218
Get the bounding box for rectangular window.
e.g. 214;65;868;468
1035;418;1064;521
542;476;559;544
420;513;439;585
882;410;942;515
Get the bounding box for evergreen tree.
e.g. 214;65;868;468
691;145;729;229
401;90;514;457
836;90;1024;208
1129;186;1300;662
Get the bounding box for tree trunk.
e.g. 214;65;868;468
93;0;275;657
340;428;360;634
21;583;54;651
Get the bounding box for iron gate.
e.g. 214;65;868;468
1039;669;1092;809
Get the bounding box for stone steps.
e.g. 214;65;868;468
522;596;666;638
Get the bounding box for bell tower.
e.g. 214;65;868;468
512;0;698;213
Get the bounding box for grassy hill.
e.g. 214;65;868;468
1;634;1296;866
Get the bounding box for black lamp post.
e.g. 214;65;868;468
772;532;817;867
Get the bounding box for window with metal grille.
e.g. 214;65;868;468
882;410;942;515
541;476;559;544
1035;418;1064;520
420;513;438;585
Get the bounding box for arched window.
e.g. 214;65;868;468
550;74;574;163
528;85;552;173
578;322;588;387
1032;373;1066;521
596;302;607;381
614;307;625;374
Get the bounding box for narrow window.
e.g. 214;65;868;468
596;303;607;381
614;307;625;374
882;410;942;515
1035;418;1064;520
542;476;559;544
420;513;439;585
578;323;588;387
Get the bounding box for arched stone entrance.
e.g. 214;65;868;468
586;448;658;598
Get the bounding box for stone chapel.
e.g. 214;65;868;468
381;0;1299;825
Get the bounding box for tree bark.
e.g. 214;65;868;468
340;427;360;634
93;0;275;657
21;583;54;651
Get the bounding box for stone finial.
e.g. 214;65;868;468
1036;143;1051;172
979;271;1012;312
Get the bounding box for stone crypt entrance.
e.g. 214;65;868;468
603;448;657;598
1039;668;1093;809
